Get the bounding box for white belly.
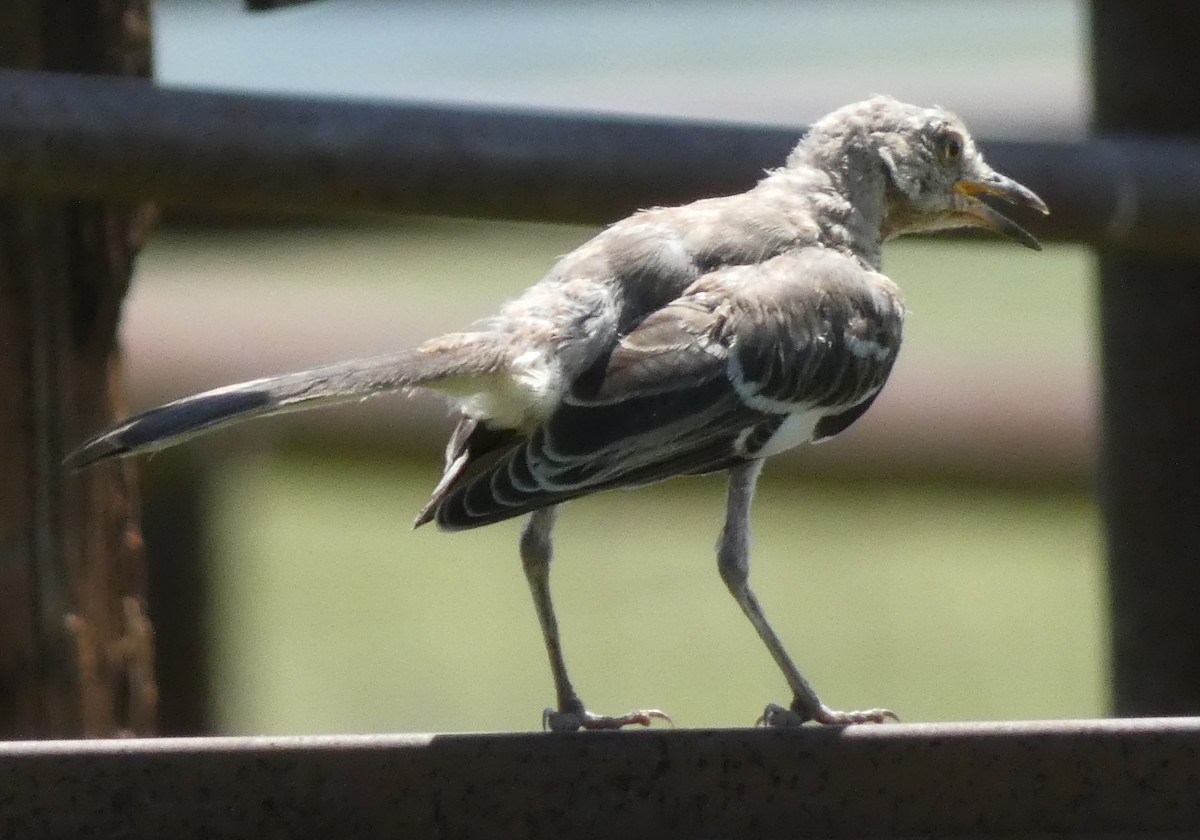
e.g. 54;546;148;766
755;411;822;458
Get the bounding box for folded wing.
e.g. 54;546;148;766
427;249;904;530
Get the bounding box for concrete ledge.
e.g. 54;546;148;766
2;718;1197;838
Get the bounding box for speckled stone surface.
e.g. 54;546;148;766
2;718;1199;839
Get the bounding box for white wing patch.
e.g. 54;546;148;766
750;411;822;458
725;351;809;415
844;333;893;361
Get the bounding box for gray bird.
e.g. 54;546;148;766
69;96;1047;730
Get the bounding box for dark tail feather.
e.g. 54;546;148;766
67;336;506;470
66;386;275;469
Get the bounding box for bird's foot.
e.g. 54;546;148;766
543;706;673;732
757;700;898;728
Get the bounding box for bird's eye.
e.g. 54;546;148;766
940;132;963;163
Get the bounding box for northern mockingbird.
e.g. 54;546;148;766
70;96;1047;730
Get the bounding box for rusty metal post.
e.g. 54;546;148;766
1092;1;1200;714
0;1;157;737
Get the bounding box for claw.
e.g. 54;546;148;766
543;706;673;731
615;709;673;729
810;705;898;726
757;701;898;727
755;703;791;727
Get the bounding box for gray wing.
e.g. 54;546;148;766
428;249;904;530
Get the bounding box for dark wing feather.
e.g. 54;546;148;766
729;259;901;413
431;300;772;530
426;248;904;531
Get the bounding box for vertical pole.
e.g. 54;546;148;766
142;457;212;735
0;1;157;737
1092;1;1200;714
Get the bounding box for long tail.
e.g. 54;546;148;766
66;334;507;469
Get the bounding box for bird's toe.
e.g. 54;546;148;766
543;706;672;731
757;700;898;727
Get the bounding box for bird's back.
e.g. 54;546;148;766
462;172;848;430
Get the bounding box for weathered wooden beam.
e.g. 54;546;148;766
0;1;156;738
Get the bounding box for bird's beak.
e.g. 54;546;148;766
953;171;1049;251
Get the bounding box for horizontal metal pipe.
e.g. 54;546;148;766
0;68;1196;253
2;718;1199;838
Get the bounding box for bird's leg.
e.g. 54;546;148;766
718;462;897;727
520;507;670;731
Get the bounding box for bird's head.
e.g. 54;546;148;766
796;96;1049;249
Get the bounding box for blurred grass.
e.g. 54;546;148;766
887;238;1094;368
208;456;1104;734
134;221;1103;733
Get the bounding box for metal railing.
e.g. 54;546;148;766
0;67;1197;254
2;718;1197;838
2;49;1195;838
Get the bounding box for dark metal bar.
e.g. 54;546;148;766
1;718;1199;839
1093;2;1200;715
245;0;324;10
0;67;1198;254
0;68;793;225
140;455;212;735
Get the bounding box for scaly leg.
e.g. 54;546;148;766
718;461;897;726
520;507;670;731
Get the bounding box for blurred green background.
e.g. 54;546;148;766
130;228;1103;733
128;0;1100;733
209;455;1102;733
